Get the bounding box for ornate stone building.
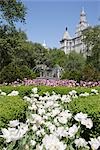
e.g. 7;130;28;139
60;8;89;54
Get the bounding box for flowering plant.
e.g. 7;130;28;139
0;88;100;150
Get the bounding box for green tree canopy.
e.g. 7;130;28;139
0;0;26;26
83;25;100;71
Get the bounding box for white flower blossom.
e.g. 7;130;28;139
81;118;93;129
32;87;38;94
79;92;89;97
9;120;19;127
8;91;19;96
30;140;36;146
74;112;87;122
91;89;98;95
89;138;100;150
42;134;66;150
68;124;79;138
74;138;88;148
0;92;6;96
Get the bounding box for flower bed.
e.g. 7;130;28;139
0;87;100;150
1;79;100;87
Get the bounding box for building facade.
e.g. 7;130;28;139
60;8;89;54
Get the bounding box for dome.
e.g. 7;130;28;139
62;29;71;40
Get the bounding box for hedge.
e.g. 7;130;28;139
0;85;100;97
67;94;100;138
0;96;27;128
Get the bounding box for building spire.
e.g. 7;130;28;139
42;40;48;49
80;7;87;23
75;7;89;37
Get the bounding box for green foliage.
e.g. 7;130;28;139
0;63;36;83
67;95;100;137
82;64;100;81
49;49;66;67
0;96;27;128
61;51;85;81
0;85;100;97
0;63;22;83
0;0;26;26
83;25;100;72
19;65;36;79
33;43;49;66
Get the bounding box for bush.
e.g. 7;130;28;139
82;64;98;81
0;63;22;83
0;63;36;83
0;96;27;128
61;70;82;82
0;85;100;97
20;65;36;79
67;94;100;137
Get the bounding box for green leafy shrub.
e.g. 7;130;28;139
0;85;100;97
0;63;36;83
61;70;82;82
0;63;22;83
0;96;27;128
19;65;36;79
67;94;100;137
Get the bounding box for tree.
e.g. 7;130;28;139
0;26;28;70
62;51;85;81
49;49;66;68
0;0;26;26
82;25;100;71
32;43;49;66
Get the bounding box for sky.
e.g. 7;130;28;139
18;0;100;48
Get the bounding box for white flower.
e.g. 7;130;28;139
89;138;100;150
74;138;88;148
51;108;60;117
31;114;44;125
9;120;19;127
28;103;37;111
23;96;31;102
32;124;38;132
36;144;43;150
30;140;36;146
32;87;38;94
69;90;78;99
42;134;66;150
57;116;68;124
33;94;39;98
8;91;19;96
48;124;56;133
68;124;79;138
38;108;45;115
91;89;98;95
79;92;89;97
61;95;71;103
0;92;6;96
81;118;93;129
3;148;7;150
43;115;48;120
55;127;67;138
0;124;28;143
74;112;87;122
